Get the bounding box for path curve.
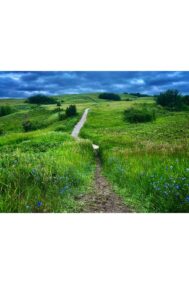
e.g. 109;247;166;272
71;108;90;138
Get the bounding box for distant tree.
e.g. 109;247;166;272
156;89;183;110
65;105;77;117
26;94;57;105
99;93;121;101
129;93;149;97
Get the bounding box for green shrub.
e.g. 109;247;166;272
22;120;46;132
124;107;156;123
0;105;12;117
99;93;121;101
56;101;61;107
22;120;33;132
156;89;184;110
26;94;57;105
65;105;77;117
183;95;189;105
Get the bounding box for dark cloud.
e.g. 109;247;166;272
0;71;189;98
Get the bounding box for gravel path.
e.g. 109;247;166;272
71;108;90;138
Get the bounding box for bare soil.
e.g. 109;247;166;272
81;155;132;213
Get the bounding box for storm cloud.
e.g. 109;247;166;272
0;71;189;98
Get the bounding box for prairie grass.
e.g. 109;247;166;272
81;97;189;212
1;94;189;212
0;135;95;212
0;98;96;212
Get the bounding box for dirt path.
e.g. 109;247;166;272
72;108;131;213
82;155;131;213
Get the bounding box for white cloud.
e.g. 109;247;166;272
130;79;145;85
0;73;21;81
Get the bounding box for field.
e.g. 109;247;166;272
0;94;189;212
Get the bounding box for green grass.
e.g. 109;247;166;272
1;93;189;212
0;132;95;212
80;97;189;212
0;97;96;212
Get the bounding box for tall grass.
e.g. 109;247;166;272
0;133;95;212
81;99;189;212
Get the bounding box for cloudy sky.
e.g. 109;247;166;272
0;71;189;98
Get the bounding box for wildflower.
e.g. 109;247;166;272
186;168;189;172
170;165;173;169
175;185;180;190
37;201;42;207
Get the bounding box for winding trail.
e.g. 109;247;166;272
71;108;90;138
72;108;131;213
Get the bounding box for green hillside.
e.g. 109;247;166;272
0;93;189;212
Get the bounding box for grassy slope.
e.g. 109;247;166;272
1;94;189;212
0;96;96;212
80;97;189;212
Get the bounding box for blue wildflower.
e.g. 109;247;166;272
37;201;42;207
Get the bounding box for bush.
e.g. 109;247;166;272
22;120;33;132
22;120;46;132
124;107;156;123
99;93;121;101
26;94;57;105
56;101;61;107
156;89;184;110
0;105;12;117
183;95;189;105
65;105;77;117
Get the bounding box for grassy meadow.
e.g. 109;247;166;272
0;96;96;212
0;93;189;212
81;97;189;212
